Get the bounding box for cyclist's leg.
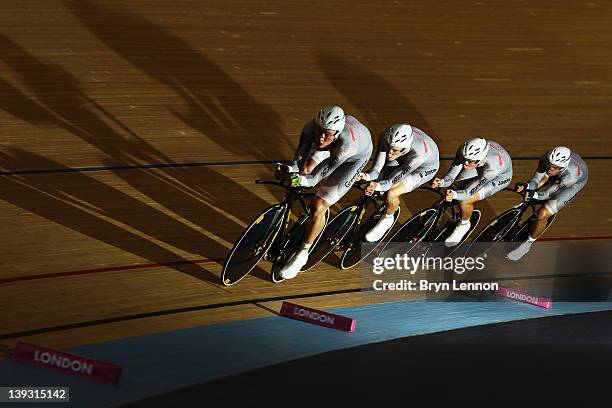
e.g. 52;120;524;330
460;171;512;219
447;172;512;245
507;203;553;260
535;179;587;239
280;158;367;278
304;197;331;244
309;157;368;242
367;164;439;242
386;163;439;215
316;156;368;209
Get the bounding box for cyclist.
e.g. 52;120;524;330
360;123;440;242
274;106;373;279
432;138;513;246
507;146;588;260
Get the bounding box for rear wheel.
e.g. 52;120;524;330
301;206;359;271
340;206;400;270
436;209;482;257
463;207;520;258
501;212;557;256
221;204;285;286
270;213;309;283
377;208;437;259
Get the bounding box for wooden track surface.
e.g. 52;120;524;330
1;1;611;351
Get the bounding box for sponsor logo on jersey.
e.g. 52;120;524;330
345;160;368;187
322;156;339;179
469;177;488;195
392;168;409;184
497;177;511;186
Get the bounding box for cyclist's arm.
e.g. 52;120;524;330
454;167;499;201
301;149;331;175
527;172;548;190
299;149;350;187
301;159;318;175
288;127;314;172
375;155;426;192
364;150;385;181
438;147;463;187
536;175;575;200
440;160;462;187
526;158;548;190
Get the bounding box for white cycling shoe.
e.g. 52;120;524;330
279;250;309;279
506;240;534;261
365;214;395;242
445;220;471;247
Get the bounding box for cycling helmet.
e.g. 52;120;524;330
461;138;489;161
547;146;571;168
315;105;345;133
385;123;413;151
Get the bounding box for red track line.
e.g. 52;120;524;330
539;236;612;242
2;235;611;284
0;258;220;284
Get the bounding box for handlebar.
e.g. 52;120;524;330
255;179;309;210
503;187;544;204
351;181;385;200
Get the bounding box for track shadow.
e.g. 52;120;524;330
317;49;498;224
67;0;291;204
0;147;221;284
0;35;271;283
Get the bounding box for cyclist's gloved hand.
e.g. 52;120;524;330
445;189;457;202
273;163;290;179
290;173;302;187
515;182;528;193
524;190;539;201
365;181;378;196
356;172;369;182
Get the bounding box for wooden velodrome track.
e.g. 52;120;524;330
1;1;611;353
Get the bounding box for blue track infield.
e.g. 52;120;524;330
2;296;612;407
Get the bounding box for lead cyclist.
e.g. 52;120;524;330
274;105;373;279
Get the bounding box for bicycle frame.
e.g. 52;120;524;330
339;184;387;247
463;187;555;258
254;179;313;259
221;178;314;286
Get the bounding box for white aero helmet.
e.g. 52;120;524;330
461;138;489;161
385;123;414;152
315;105;345;133
547;146;572;168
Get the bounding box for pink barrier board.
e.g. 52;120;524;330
280;301;357;332
12;341;122;384
495;286;552;309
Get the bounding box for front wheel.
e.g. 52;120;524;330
221;204;285;286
